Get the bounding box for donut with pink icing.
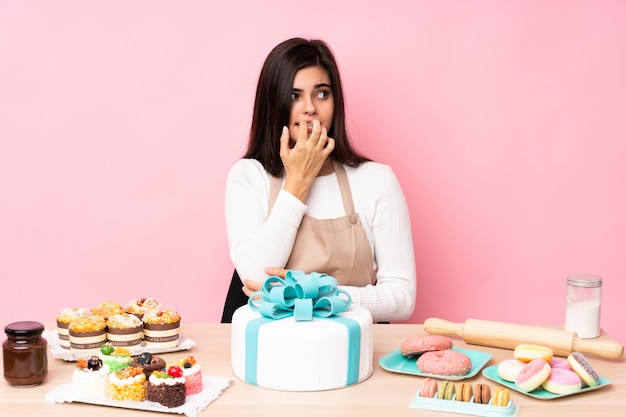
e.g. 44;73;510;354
417;349;472;376
514;359;551;392
542;368;582;394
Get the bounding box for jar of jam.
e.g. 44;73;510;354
3;321;48;386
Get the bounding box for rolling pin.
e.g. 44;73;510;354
424;318;624;359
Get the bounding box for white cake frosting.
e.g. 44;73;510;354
231;303;373;391
72;364;110;399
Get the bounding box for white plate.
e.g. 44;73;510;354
45;375;231;417
44;330;196;361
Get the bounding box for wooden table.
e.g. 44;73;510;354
2;323;624;416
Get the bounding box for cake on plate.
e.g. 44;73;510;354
91;300;124;320
125;297;162;319
107;367;147;402
106;313;143;347
176;355;203;395
143;309;181;348
100;343;132;372
130;352;166;378
56;307;93;349
231;271;374;391
68;316;107;355
71;356;109;399
147;365;186;408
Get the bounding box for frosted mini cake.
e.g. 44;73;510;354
125;297;162;320
143;309;181;348
147;365;186;408
68;316;107;355
107;367;147;402
72;356;110;399
100;343;132;372
56;307;93;349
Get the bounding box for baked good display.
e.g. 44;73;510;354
130;352;166;378
106;313;143;347
513;344;553;363
107;367;147;402
541;367;582;394
68;316;107;355
91;301;124;320
56;308;93;349
147;365;186;408
143;309;181;348
125;297;162;319
401;334;453;357
100;343;132;372
420;378;438;398
176;355;203;395
514;359;551;392
567;352;600;387
416;349;472;376
71;356;110;399
455;382;473;402
231;271;374;391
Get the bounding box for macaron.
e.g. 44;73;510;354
401;334;453;357
474;383;491;404
513;344;554;363
542;367;582;395
492;387;510;407
515;359;551;392
420;377;438;398
455;382;473;402
417;349;472;376
567;352;600;387
437;380;455;400
497;359;526;382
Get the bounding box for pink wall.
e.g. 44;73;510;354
1;1;625;345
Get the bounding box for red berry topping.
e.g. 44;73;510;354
168;365;183;378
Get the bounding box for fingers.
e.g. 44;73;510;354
264;266;288;278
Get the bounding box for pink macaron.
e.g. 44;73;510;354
542;368;582;395
515;359;551;392
420;377;438;398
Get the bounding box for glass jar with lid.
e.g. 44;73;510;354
564;274;602;339
3;321;48;386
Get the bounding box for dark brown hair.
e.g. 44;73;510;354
244;38;370;176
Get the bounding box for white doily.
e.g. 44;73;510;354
44;330;196;361
45;375;231;417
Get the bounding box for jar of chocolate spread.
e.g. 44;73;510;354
3;321;48;386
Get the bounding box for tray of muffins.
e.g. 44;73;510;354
48;299;195;361
45;349;231;416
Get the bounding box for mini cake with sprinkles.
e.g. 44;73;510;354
106;313;143;347
68;316;107;355
107;367;147;402
125;297;162;320
176;355;203;395
147;365;186;408
56;307;93;349
72;356;110;399
143;309;181;348
100;343;132;372
130;352;166;378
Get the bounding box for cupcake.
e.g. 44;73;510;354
143;309;181;348
68;316;107;355
125;297;162;320
91;300;124;320
176;356;203;395
147;365;186;408
130;352;166;378
106;313;143;347
72;356;110;400
56;307;93;349
107;367;147;402
100;343;132;372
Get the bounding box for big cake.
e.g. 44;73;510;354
231;271;374;391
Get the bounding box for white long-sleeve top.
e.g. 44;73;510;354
225;158;416;322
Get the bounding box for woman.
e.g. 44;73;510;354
222;38;415;323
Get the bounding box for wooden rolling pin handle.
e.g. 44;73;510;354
423;318;464;338
573;336;624;360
